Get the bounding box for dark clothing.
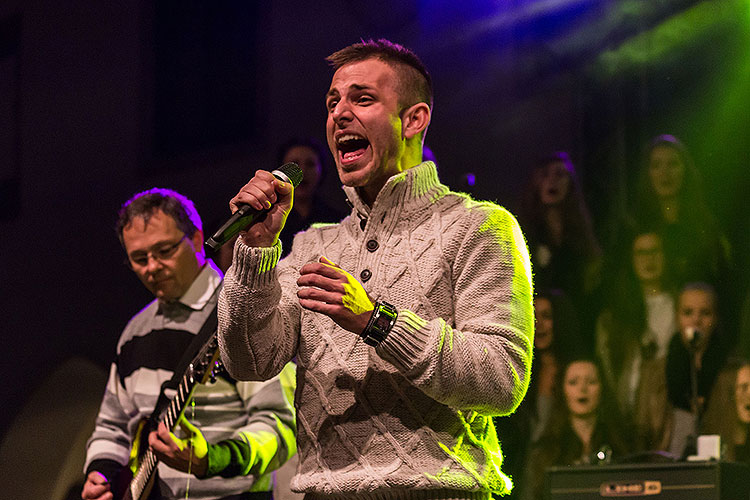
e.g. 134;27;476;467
665;332;728;412
521;419;629;500
659;220;730;290
735;440;750;463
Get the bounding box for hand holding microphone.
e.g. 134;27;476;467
207;162;303;250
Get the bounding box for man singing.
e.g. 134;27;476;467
218;39;534;499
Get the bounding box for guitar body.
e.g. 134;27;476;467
124;477;159;500
112;466;160;500
112;420;161;500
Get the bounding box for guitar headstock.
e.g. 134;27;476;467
188;333;223;385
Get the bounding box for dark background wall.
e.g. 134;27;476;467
1;0;748;442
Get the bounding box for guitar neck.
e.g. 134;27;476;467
126;343;219;500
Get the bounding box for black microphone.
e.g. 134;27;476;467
205;162;303;251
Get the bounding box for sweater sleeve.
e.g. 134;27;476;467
205;362;297;478
217;239;302;381
375;205;534;416
84;363;135;476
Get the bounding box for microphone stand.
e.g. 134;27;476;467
685;339;701;458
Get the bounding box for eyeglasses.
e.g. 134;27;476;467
126;234;188;268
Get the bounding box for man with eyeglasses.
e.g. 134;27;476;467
82;188;296;500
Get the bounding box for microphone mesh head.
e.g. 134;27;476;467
685;326;697;342
276;162;304;188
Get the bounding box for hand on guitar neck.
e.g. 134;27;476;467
148;418;208;478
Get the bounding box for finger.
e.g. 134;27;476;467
320;255;338;267
178;414;200;435
297;286;343;305
156;421;187;451
157;421;174;442
229;171;278;212
230;194;261;213
90;471;109;485
298;298;343;315
83;478;111;499
148;430;163;451
233;183;276;212
149;429;182;454
253;170;282;204
274;178;294;195
88;484;112;498
168;430;187;451
299;262;346;279
297;273;344;292
230;184;262;212
178;416;208;458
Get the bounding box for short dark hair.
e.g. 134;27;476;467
116;188;202;246
326;38;433;110
679;281;718;307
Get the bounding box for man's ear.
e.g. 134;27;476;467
191;230;206;255
402;102;431;140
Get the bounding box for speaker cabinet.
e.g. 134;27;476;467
545;461;750;499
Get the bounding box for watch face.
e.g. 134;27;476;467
361;302;396;347
361;301;397;347
373;314;390;331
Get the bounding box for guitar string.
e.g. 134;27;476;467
185;397;195;499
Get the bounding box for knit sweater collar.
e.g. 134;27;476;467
342;161;445;224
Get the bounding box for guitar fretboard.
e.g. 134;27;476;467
128;361;202;499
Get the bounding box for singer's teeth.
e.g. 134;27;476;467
337;134;369;153
337;133;365;144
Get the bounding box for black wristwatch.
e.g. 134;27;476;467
361;301;398;347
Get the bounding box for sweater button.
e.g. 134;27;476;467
366;239;379;252
360;269;372;282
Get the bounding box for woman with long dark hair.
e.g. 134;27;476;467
520;153;602;320
632;135;731;290
596;230;676;448
520;357;630;500
702;359;750;462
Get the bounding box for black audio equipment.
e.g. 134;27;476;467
545;461;749;499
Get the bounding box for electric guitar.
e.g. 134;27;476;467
113;334;223;500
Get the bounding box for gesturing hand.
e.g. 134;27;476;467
148;417;208;478
297;256;374;334
229;169;294;248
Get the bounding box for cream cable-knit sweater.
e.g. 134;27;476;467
218;162;534;499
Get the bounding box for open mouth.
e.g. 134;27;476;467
337;134;370;164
